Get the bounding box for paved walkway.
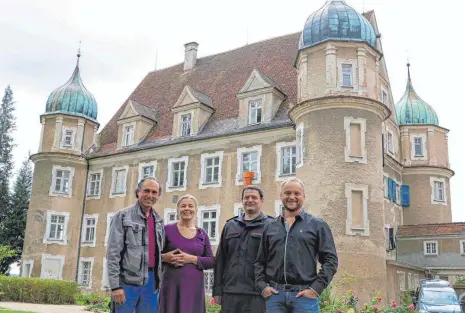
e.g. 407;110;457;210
0;302;88;313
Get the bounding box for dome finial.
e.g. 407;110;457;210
407;59;411;80
77;40;82;66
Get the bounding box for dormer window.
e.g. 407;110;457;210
180;113;192;137
248;99;262;125
123;124;135;146
342;64;353;87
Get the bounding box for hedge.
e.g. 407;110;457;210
0;276;80;304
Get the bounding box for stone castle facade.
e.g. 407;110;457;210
21;0;456;302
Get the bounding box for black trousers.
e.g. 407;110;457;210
221;293;266;313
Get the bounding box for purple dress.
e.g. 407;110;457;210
159;223;215;313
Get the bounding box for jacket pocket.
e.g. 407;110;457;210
123;219;144;246
122;245;143;275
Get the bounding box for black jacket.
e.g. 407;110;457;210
254;210;338;295
213;212;274;296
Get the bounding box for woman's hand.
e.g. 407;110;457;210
161;248;181;264
171;250;198;267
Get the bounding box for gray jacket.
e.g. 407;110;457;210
106;202;165;291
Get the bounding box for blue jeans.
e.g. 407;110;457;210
115;272;158;313
265;290;320;313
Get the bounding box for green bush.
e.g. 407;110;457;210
0;276;79;304
75;292;111;312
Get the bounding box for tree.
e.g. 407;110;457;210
0;86;15;225
0;156;32;274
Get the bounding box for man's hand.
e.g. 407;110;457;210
161;248;181;264
213;296;221;305
111;288;126;305
171;250;197;267
296;289;318;299
262;286;279;298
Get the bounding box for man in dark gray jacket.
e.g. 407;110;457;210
107;177;165;313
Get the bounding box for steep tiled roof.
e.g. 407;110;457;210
96;32;300;154
398;223;465;237
189;87;213;108
129;100;159;122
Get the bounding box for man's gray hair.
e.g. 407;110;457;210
280;177;305;193
135;177;162;198
176;194;199;209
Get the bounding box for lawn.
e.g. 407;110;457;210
0;309;36;313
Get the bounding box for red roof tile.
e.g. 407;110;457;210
398;223;465;237
97;32;300;149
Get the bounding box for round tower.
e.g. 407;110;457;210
21;51;99;281
395;64;454;225
290;0;390;299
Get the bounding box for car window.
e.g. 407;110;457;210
421;290;459;305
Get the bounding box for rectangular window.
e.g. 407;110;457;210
113;169;126;194
54;170;70;193
381;90;388;105
350;190;364;228
344;117;367;164
204;157;220;184
342;64;353;87
180;113;192;137
248;99;262;125
349;123;362;157
387;132;393;153
242;152;258;176
171;161;186;187
414;274;420;288
345;183;369;236
201;210;217;240
383;177;389;198
408;273;412;289
414;137;423;156
204;270;214;295
83;217;96;243
105;213;115;247
460;240;465;255
102;258;109;290
434;181;444;201
424;241;438;255
63;130;73;147
79;260;92;288
123;124;134;146
296;124;304;167
49;215;65;240
40;254;65;280
88;173;101;196
142;165;154;179
398;271;406;291
281;146;296;176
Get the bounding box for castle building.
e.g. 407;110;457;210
21;0;457;301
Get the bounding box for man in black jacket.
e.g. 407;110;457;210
213;185;274;313
254;177;338;313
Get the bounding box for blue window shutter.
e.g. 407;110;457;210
388;178;393;200
401;185;410;207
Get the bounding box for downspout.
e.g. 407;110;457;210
75;122;90;282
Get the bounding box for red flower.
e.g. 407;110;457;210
408;304;415;311
209;298;215;305
391;301;397;308
377;297;382;303
374;306;380;312
337;309;342;313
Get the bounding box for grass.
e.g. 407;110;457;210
0;309;36;313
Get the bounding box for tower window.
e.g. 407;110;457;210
342;64;353;87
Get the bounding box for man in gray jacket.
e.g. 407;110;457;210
107;177;165;313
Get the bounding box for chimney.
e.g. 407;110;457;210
184;42;198;71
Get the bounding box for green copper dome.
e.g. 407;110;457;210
395;64;439;126
45;55;98;121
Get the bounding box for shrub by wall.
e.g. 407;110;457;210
0;276;79;304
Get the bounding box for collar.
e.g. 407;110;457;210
136;201;160;221
279;208;305;223
237;211;265;223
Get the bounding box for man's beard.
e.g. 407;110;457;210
284;202;300;212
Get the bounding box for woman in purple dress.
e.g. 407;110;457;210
159;194;215;313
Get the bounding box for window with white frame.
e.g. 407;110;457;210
180;113;192;137
413;274;420;288
78;257;94;289
82;214;98;247
87;171;102;198
342;64;353;87
198;205;220;245
164;208;178;225
424;240;438;256
236;146;262;185
296;123;304;168
344;117;367;164
43;211;70;245
383;176;389;198
387;131;393;154
275;200;285;217
61;127;75;149
430;177;447;205
234;203;243;217
411;134;427;160
123;124;135;146
101;257;109;290
408;273;412;289
460;240;465;255
110;166;128;197
248;99;262;125
398;271;406;291
40;254;65;280
345;183;369;236
204;269;214;295
166;157;188;192
21;260;33;278
381;89;388;105
138;161;157;182
200;151;223;189
50;166;74;197
105;213;116;247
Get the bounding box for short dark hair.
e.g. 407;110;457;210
135;177;162;198
242;185;264;199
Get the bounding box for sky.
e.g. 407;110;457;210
0;0;464;227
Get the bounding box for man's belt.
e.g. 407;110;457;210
148;267;155;272
269;280;308;291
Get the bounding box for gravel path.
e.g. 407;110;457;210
0;302;89;313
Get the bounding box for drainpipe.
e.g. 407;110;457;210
75;122;90;282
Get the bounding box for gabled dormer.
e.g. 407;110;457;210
116;100;158;148
236;69;286;128
171;86;214;138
